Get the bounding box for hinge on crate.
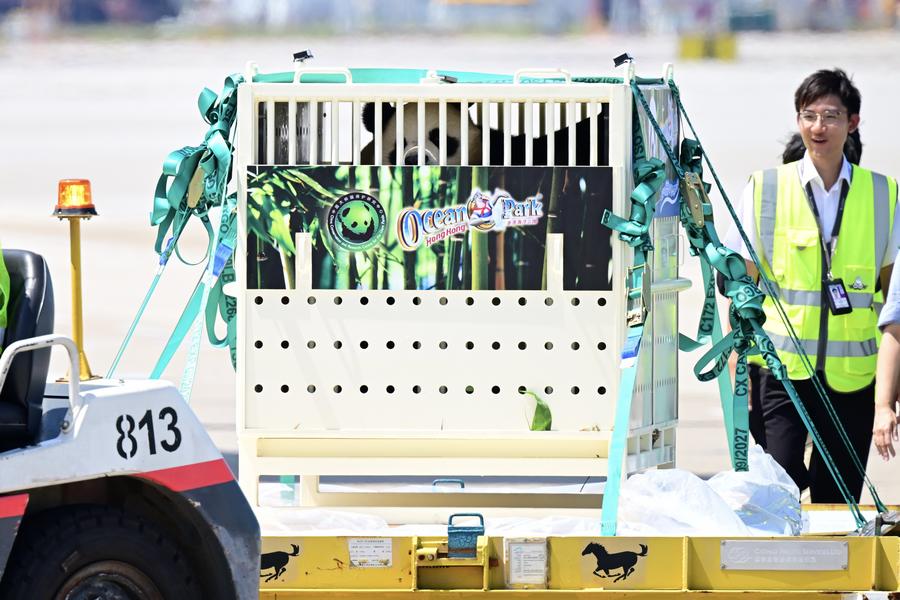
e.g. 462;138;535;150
447;513;485;559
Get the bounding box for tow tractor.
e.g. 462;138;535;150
0;181;259;599
1;57;900;599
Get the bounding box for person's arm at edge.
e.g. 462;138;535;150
874;244;900;461
873;322;900;460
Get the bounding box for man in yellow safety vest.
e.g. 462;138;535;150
725;69;900;502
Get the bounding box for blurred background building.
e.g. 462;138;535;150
2;0;899;36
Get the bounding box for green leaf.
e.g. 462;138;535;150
271;176;288;191
524;391;552;431
262;196;295;255
284;169;340;200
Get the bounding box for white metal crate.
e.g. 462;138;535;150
235;63;687;521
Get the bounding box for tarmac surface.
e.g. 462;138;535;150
2;31;898;506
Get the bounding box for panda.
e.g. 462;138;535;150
361;102;482;165
360;102;606;167
336;200;377;243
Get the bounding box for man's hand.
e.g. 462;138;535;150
873;404;899;461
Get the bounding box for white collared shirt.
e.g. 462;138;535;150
797;151;852;243
723;152;900;269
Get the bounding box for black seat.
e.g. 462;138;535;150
0;250;54;450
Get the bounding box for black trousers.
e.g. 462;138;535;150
748;364;766;447
756;367;875;503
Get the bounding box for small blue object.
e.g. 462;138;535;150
621;329;642;361
159;237;175;265
211;241;234;278
447;513;484;558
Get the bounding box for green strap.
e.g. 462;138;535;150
599;129;663;536
252;68;667;86
661;79;874;524
628;81;751;472
205;254;238;368
134;74;242;386
151;197;238;386
107;214;206;378
600;325;645;536
669;78;884;516
602;158;665;250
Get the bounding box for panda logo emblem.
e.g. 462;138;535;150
327;192;386;252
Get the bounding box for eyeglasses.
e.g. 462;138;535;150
798;109;845;126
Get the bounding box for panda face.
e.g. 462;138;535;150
338;200;376;242
362;102;482;165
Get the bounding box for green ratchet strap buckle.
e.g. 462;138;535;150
680;171;708;228
625;265;648;327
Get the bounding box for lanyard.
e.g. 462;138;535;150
803;178;850;280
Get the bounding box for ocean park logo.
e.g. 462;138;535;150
327;191;387;252
396;188;544;251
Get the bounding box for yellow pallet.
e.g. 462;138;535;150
258;533;900;596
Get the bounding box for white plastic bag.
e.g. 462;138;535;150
707;445;802;535
617;469;753;536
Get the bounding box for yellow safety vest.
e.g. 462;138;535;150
748;161;897;392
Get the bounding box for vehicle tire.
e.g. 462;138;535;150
0;504;201;600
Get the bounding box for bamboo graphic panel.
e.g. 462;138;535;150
246;165;613;291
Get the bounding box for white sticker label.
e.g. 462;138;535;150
348;538;392;568
506;538;548;586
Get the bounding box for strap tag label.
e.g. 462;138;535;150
620;329;642;368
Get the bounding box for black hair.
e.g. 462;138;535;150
781;129;863;164
794;68;861;116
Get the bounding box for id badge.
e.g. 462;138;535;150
825;278;853;315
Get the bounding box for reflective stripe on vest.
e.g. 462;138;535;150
749;161;897;392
